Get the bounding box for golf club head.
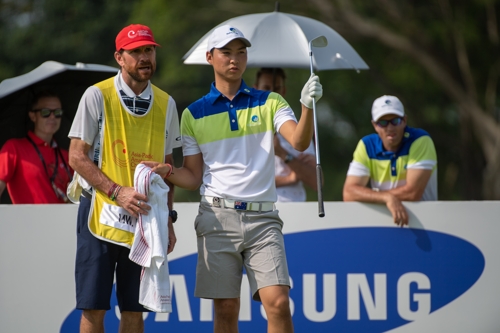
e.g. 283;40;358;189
311;36;328;49
309;36;328;74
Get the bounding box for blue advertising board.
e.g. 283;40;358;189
60;227;484;332
0;201;497;333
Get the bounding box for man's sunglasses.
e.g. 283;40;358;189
376;117;404;128
33;108;64;118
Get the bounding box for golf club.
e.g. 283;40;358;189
308;35;328;218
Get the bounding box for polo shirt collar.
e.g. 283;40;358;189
115;70;152;99
207;80;253;105
375;126;409;157
27;130;57;148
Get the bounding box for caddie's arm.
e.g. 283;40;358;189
343;175;408;226
279;74;322;152
68;138;148;218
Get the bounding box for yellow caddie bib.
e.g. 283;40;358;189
88;78;169;247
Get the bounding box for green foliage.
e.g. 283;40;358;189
1;0;497;201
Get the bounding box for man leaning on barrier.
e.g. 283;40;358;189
343;95;438;226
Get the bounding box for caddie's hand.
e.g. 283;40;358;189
300;74;323;109
115;186;150;218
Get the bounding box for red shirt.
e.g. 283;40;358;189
0;131;73;204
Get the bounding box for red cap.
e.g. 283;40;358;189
115;24;160;51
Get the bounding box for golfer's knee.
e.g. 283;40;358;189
265;294;291;317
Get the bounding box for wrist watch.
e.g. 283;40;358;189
284;153;294;164
169;210;178;223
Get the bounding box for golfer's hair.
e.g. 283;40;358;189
255;68;286;84
29;90;60;111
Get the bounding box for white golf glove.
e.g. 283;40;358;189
300;74;323;109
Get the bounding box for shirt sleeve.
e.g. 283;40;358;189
346;140;370;176
407;136;437;170
272;93;297;133
164;96;182;156
180;108;201;156
0;140;17;182
68;86;103;145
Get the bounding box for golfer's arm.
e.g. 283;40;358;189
166;153;203;191
343;175;394;204
68;138;115;194
387;168;432;201
279;107;314;152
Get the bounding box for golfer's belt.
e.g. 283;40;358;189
201;196;275;212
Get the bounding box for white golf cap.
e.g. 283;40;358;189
371;95;405;121
206;25;251;52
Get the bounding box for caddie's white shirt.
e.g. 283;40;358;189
68;71;181;190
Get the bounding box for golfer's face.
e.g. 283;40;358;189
372;114;407;152
121;45;157;83
209;39;247;80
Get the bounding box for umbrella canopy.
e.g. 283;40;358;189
182;11;369;71
0;61;118;150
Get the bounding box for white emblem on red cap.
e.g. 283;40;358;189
128;29;152;39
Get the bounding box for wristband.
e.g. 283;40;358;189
107;183;118;198
164;163;174;178
111;185;122;201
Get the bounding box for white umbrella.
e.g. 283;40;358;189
0;60;118;150
182;10;369;71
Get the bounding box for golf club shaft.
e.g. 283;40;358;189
309;37;326;217
312;97;325;217
316;164;325;217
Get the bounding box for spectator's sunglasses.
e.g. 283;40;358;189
376;117;404;128
32;108;64;118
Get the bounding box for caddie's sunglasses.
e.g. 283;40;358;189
376;117;404;128
33;108;64;118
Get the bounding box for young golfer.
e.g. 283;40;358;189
144;25;322;333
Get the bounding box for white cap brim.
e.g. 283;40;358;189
209;37;251;51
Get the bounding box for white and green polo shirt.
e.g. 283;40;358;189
180;80;297;202
347;126;438;200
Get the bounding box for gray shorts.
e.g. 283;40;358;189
194;202;290;302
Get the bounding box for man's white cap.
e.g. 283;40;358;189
206;25;251;52
371;95;405;121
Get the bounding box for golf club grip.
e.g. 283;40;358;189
317;164;325;217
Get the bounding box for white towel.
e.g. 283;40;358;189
129;163;172;313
